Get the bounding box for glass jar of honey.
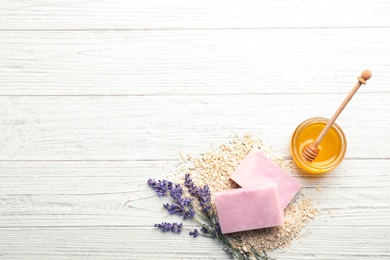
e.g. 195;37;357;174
290;117;347;174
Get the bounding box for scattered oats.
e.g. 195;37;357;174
173;134;317;252
316;187;323;193
179;150;187;163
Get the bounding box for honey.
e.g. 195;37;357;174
290;117;347;174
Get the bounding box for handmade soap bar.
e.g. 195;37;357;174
215;184;284;234
231;149;301;209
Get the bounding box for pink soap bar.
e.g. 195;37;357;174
215;184;284;234
231;149;301;209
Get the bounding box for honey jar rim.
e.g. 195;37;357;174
290;117;347;174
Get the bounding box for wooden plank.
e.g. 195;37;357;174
0;29;388;95
1;161;390;258
1;160;390;228
1;186;389;227
0;94;388;160
0;226;389;259
0;227;228;259
1;0;390;30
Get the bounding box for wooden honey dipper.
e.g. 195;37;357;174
302;70;372;162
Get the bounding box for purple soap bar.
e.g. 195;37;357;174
215;184;284;234
231;149;301;209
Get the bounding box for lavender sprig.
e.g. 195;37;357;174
184;173;198;195
185;174;212;213
163;198;195;220
196;184;212;212
147;179;173;196
148;175;273;260
189;229;199;237
154;222;182;233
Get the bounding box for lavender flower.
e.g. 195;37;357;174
184;174;197;195
148;177;196;221
181;197;193;207
170;183;184;200
201;226;209;234
184;208;195;220
189;229;199;237
154;222;183;233
196;185;212;212
163;202;184;215
147;179;173;196
163;198;195;219
184;174;212;213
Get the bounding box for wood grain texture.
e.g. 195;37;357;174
1;227;389;259
1;0;390;259
1;160;390;228
1;0;390;30
0;95;388;160
0;30;388;95
1;160;390;259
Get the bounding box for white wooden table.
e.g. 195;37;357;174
1;1;390;259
